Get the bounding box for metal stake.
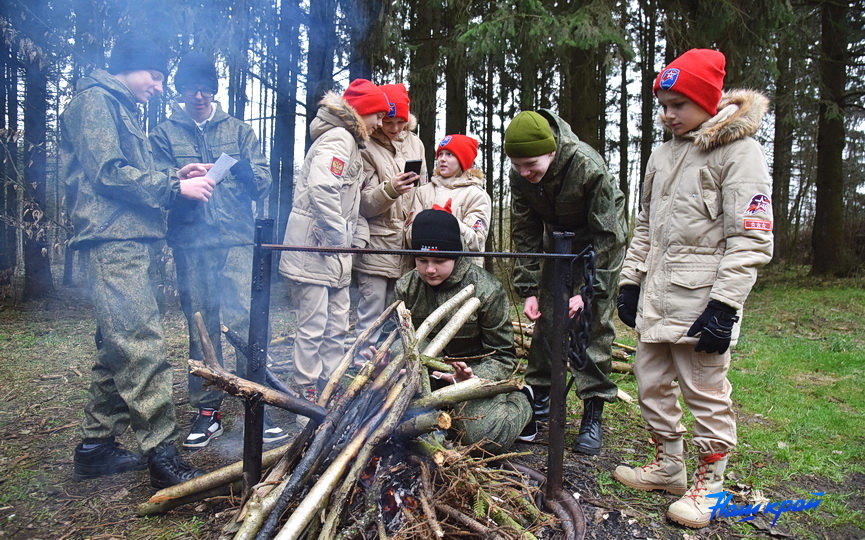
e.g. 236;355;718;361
243;219;274;493
546;231;574;501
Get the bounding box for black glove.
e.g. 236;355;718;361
686;299;739;354
230;159;255;187
616;285;640;328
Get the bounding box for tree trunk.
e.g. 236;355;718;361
269;0;301;241
638;0;657;200
0;31;18;272
812;0;849;276
618;42;630;223
305;0;338;150
444;0;469;136
771;38;794;262
562;46;601;149
408;0;440;166
22;36;54;300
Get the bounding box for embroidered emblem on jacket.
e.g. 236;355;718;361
330;157;345;177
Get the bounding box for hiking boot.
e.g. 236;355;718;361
263;410;289;443
572;397;605;455
517;385;538;442
613;437;687;495
530;385;551;421
182;408;223;448
73;441;147;481
149;443;205;490
667;452;729;528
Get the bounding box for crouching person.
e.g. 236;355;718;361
395;209;532;453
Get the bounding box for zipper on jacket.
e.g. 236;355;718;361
96;208;126;233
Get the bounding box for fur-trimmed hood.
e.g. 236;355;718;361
311;91;371;148
430;166;485;189
660;89;770;151
368;112;419;149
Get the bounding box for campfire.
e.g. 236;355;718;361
138;284;584;539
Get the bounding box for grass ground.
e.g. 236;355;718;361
0;267;862;539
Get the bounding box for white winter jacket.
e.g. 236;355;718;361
405;167;492;257
620;90;774;345
354;115;427;278
278;92;370;287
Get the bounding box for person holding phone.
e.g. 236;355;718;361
354;83;427;354
405;134;492;268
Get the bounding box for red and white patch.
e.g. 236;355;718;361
744;218;772;231
743;193;771;215
329;157;346;177
406;210;414;226
472;218;486;230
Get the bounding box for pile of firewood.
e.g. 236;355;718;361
139;285;576;539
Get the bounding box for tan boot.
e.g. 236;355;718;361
666;452;729;528
613;437;687;495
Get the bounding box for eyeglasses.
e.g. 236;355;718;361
181;88;214;98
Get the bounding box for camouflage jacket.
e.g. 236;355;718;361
150;102;272;249
510;109;627;298
394;257;517;382
60;69;178;249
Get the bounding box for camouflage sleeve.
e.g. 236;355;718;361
64;92;176;209
579;154;627;297
510;173;543;298
148;124;176;173
239;124;273;200
470;275;518;381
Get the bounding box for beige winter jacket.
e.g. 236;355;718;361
620;89;774;345
405;167;492;260
354;115;427;278
278;92;371;287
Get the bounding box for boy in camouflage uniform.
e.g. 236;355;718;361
62;32;209;489
504;110;627;454
395;209;532;453
149;52;283;448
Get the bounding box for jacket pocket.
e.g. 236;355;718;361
698;167;721;220
670;267;716;290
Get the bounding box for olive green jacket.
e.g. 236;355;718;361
150;102;272;249
395;257;517;382
510;109;627;299
60;69;179;249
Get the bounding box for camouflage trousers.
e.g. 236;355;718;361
81;240;179;455
174;244;253;410
453;390;533;453
525;263;619;402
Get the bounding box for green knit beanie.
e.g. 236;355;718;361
504;111;557;158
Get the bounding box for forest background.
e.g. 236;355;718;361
1;0;864;301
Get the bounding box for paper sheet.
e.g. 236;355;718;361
205;152;238;183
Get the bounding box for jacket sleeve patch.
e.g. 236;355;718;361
472;218;486;230
743;193;771;215
744;218;773;231
330;157;346;177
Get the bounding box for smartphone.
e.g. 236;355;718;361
404;160;423;185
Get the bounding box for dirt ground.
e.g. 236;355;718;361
0;286;861;539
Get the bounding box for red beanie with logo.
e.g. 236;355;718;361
653;49;726;115
436;134;478;172
380;83;410;121
343;78;389;117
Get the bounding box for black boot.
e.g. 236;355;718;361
148;443;205;490
73;441;147;481
530;385;551;421
573;397;605;455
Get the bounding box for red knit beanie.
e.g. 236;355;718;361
343;78;389;117
380;83;410;121
653;49;726;115
436;134;478;172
